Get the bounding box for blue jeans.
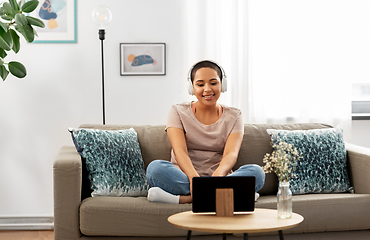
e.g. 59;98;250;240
146;160;265;195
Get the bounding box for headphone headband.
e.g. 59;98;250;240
187;60;228;95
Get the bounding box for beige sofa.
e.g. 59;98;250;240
53;123;370;240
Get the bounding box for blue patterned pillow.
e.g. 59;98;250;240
69;128;149;197
267;126;353;195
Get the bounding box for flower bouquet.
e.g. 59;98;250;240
262;141;301;218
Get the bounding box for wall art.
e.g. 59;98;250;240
30;0;77;43
120;43;166;76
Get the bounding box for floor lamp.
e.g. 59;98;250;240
92;5;112;125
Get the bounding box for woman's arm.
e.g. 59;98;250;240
167;127;199;194
212;132;244;177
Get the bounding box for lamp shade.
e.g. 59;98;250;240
92;5;112;29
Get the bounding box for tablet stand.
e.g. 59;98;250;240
215;188;234;217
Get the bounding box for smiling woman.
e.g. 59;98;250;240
145;60;265;205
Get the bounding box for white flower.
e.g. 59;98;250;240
262;141;302;182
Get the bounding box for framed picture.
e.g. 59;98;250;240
30;0;77;43
120;43;166;76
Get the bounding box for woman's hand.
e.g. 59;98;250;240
212;132;244;177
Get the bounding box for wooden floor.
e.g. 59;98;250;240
0;230;54;240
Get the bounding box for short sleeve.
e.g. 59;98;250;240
231;110;244;135
165;105;184;131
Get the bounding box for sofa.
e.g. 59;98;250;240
53;123;370;240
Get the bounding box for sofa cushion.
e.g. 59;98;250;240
267;126;353;195
79;193;370;236
69;128;149;197
236;123;333;196
256;193;370;234
80;197;193;236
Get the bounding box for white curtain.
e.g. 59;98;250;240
184;0;354;141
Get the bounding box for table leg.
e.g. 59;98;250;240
223;233;227;240
187;230;192;240
244;233;248;240
278;230;284;240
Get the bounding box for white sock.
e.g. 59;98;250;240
147;187;180;204
255;192;260;201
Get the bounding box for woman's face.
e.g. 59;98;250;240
192;67;222;106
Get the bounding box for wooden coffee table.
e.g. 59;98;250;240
168;208;304;240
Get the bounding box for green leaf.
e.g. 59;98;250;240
15;24;34;42
0;7;6;15
10;29;19;53
26;16;44;28
0;21;8;32
21;0;38;13
8;61;26;78
15;13;27;25
0;27;13;50
0;48;7;58
3;2;14;18
0;64;9;80
18;0;26;8
9;0;20;12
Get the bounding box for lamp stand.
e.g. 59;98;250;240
99;29;106;125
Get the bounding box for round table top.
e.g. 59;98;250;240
168;208;304;234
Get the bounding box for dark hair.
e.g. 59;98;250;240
190;60;223;83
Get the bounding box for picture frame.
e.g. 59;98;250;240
120;43;166;76
30;0;77;43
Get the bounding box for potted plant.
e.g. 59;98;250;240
0;0;44;80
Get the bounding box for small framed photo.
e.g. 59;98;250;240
30;0;77;43
120;43;166;76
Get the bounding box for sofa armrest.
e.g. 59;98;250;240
346;143;370;194
53;146;82;240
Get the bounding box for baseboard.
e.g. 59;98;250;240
0;216;54;230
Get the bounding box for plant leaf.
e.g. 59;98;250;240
21;0;38;13
18;0;26;9
25;15;44;28
10;29;19;53
9;0;20;12
0;47;8;58
8;61;26;78
0;27;13;50
15;13;27;25
3;2;15;18
0;21;8;32
15;24;34;42
0;64;9;80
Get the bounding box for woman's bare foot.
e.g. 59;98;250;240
179;195;192;204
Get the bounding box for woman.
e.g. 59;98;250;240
146;60;265;204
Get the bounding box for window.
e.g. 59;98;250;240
352;83;370;120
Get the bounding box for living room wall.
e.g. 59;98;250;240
0;0;369;220
0;0;188;217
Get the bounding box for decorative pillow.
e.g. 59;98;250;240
267;126;353;195
69;128;149;197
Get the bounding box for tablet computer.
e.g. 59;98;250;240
192;176;255;213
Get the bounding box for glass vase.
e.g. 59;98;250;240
277;181;292;219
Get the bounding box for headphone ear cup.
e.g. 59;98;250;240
187;79;194;95
221;77;227;92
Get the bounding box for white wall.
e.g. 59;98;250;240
0;0;187;217
1;0;370;218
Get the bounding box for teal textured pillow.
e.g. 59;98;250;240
267;126;353;195
69;128;149;197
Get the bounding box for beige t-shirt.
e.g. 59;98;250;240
166;102;244;176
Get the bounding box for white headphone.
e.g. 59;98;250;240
187;60;227;95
